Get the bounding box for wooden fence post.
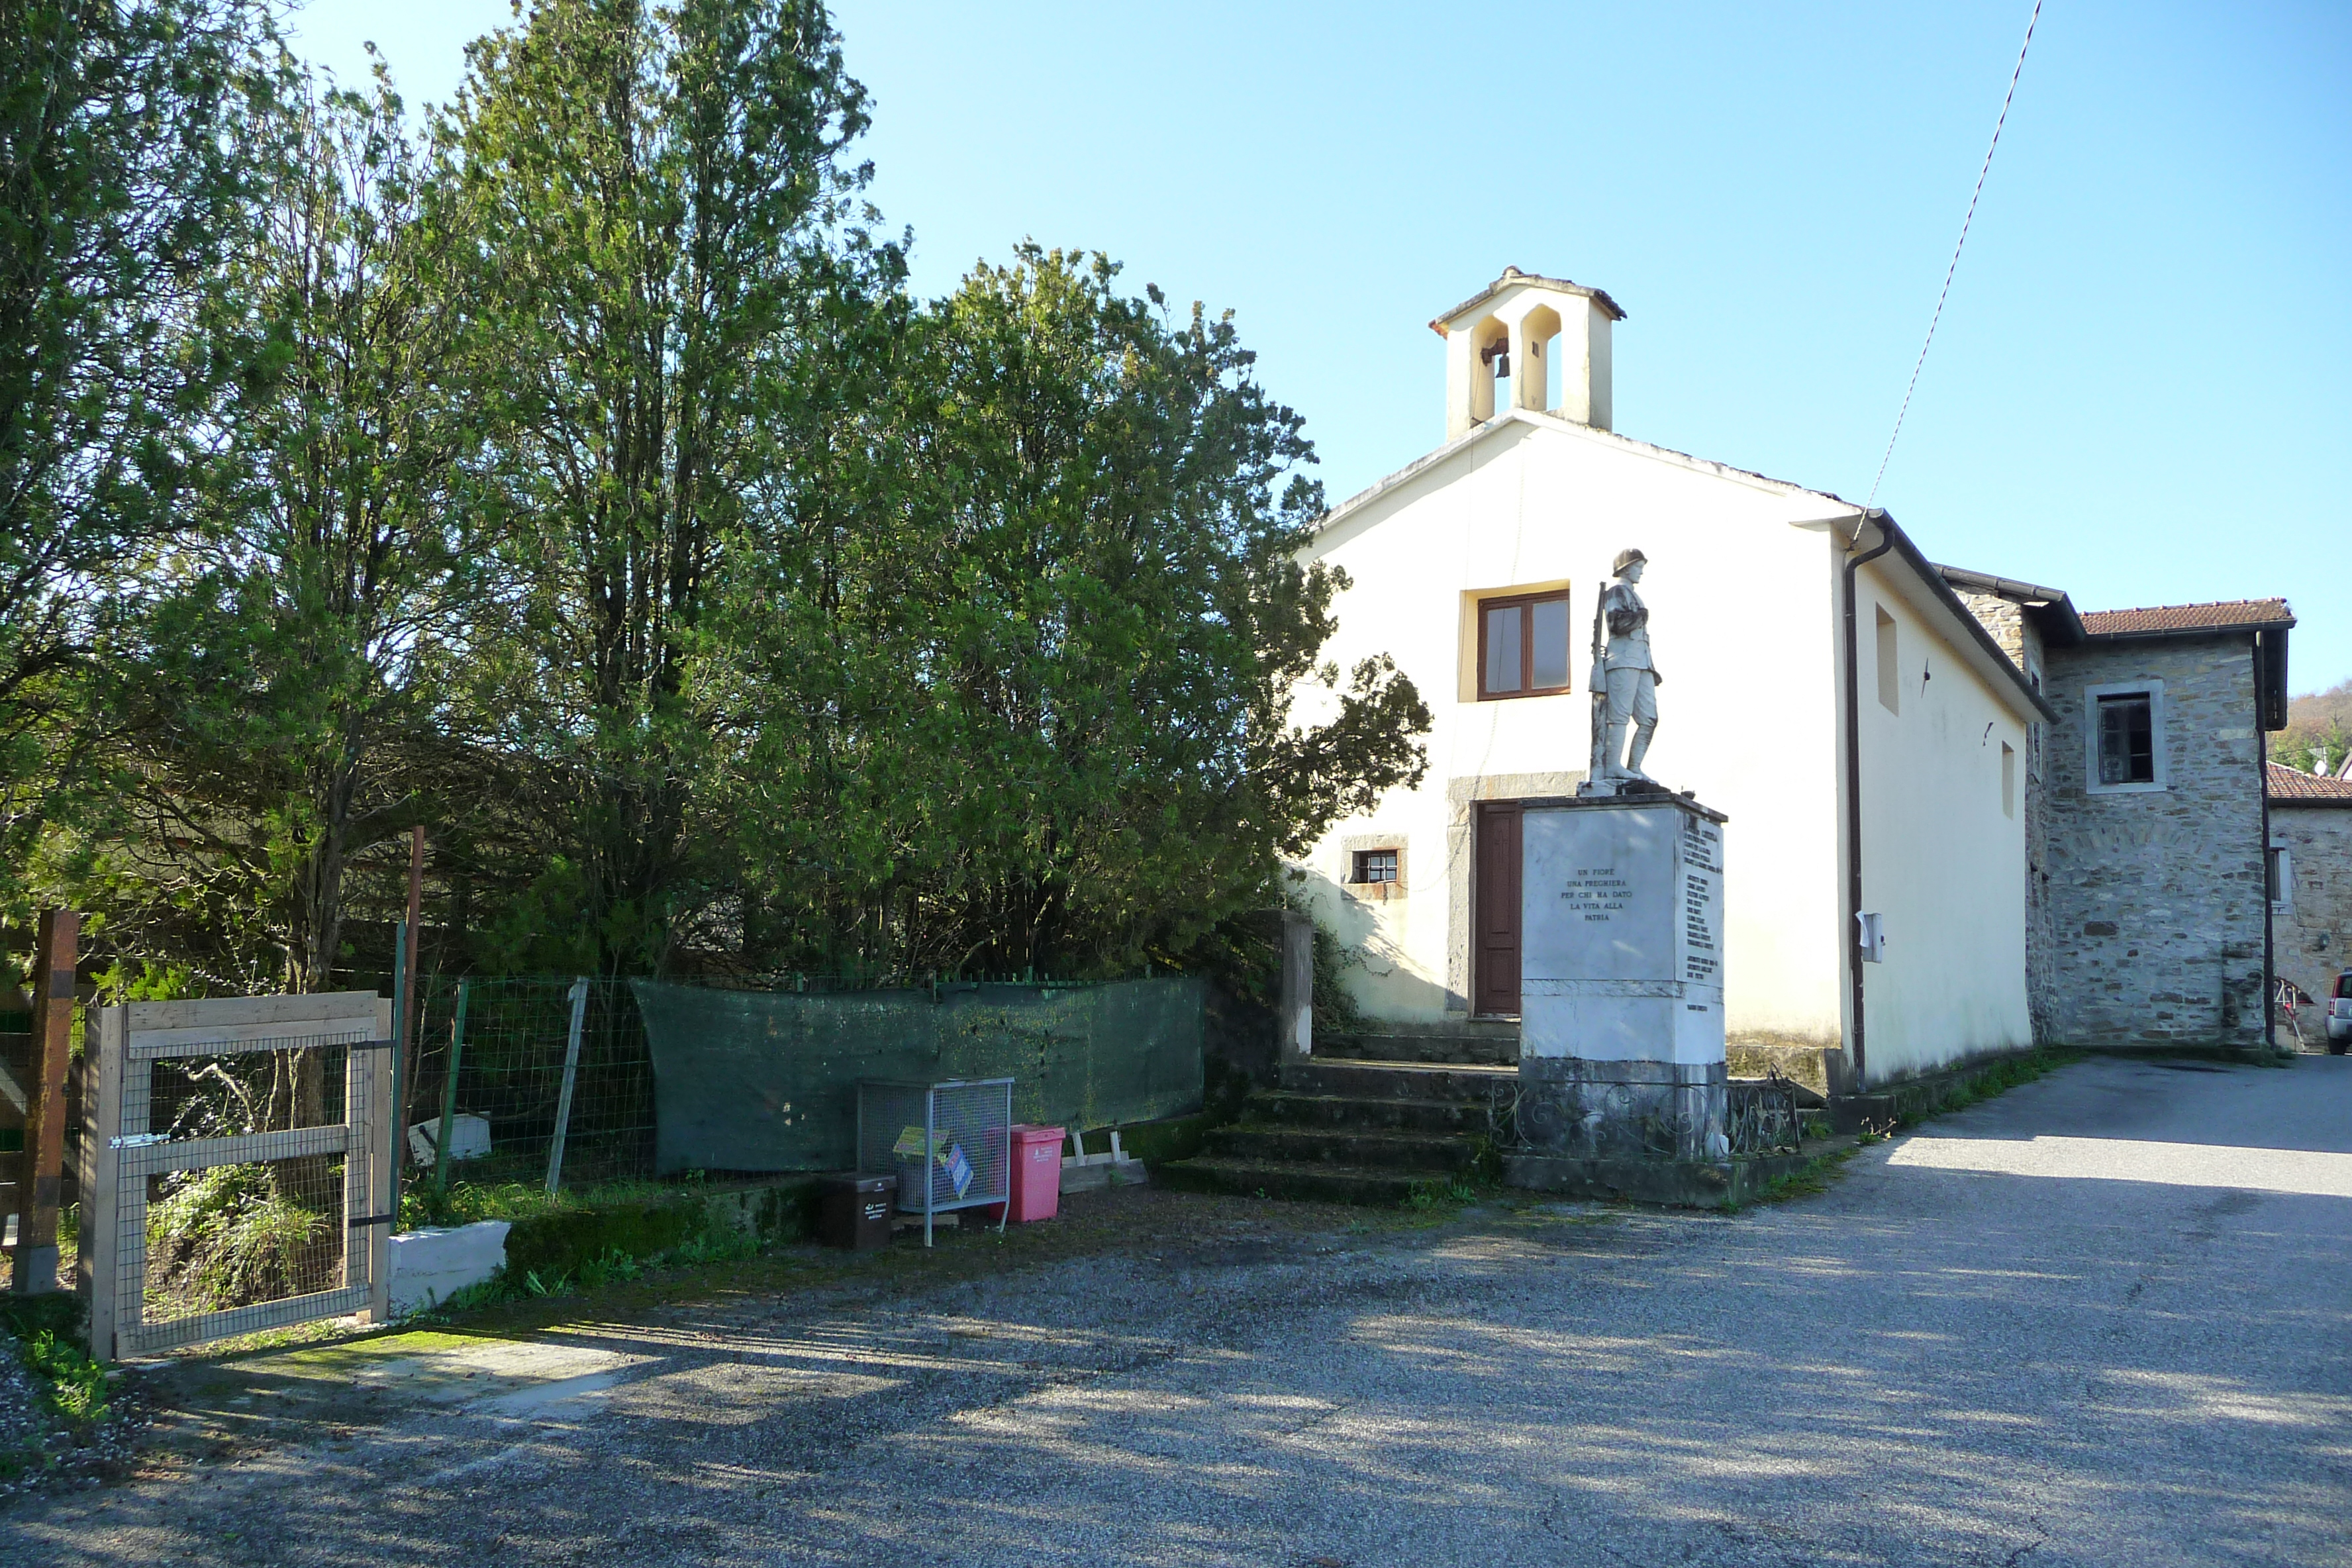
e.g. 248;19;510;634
82;1005;126;1361
10;909;76;1295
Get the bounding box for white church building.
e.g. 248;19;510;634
1290;268;2057;1091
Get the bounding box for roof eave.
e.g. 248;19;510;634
1428;271;1628;335
1868;516;2060;724
2080;620;2296;645
1934;563;2089;647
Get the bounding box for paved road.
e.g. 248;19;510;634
7;1055;2350;1566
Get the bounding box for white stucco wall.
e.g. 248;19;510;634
1849;559;2036;1079
1291;410;2038;1077
1291;412;1850;1045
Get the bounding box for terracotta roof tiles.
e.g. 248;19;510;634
2080;599;2294;637
2267;761;2352;804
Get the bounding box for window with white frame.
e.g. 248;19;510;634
2269;841;2292;914
2084;680;2167;794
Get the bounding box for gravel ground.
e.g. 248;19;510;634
0;1328;52;1477
0;1324;146;1506
4;1054;2350;1567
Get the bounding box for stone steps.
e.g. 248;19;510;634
1279;1059;1518;1102
1159;1057;1505;1208
1203;1124;1483;1172
1153;1155;1456;1208
1315;1030;1520;1068
1248;1090;1494;1136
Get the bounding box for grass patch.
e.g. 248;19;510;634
21;1329;109;1426
1720;1048;2086;1213
1728;1146;1862;1211
403;1227;764;1324
1895;1046;2085;1128
400;1176;683;1230
1400;1176;1488;1220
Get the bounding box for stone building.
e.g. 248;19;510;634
1933;583;2294;1053
2268;760;2352;1032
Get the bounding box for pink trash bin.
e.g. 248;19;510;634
1006;1124;1065;1222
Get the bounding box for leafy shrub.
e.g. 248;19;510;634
146;1163;334;1311
22;1331;109;1426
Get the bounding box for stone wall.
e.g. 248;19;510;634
2272;802;2352;1026
1952;591;2028;666
2039;634;2270;1052
1952;591;2058;1044
1516;1057;1728;1162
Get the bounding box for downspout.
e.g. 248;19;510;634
2257;637;2275;1053
1840;511;1893;1091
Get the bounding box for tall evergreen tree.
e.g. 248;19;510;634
434;0;897;973
84;62;479;993
0;0;281;936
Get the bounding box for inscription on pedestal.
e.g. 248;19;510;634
1516;797;1729;1161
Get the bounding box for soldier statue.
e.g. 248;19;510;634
1585;548;1661;791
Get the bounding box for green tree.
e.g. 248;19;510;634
76;62;480;995
0;0;281;935
704;247;1430;977
434;0;897;973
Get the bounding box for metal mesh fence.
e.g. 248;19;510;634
142;1153;348;1327
636;977;1204;1175
119;1028;377;1345
1;1012;26;1253
387;973;1202;1215
403;977;658;1197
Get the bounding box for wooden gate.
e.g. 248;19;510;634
81;993;395;1361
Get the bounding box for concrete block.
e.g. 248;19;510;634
388;1220;511;1314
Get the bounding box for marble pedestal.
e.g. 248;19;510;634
1515;794;1729;1163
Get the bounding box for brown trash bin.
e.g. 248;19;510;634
817;1172;897;1251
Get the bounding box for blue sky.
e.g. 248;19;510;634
288;1;2351;693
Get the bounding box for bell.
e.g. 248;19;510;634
1494;350;1510;379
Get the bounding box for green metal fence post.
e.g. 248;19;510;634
544;977;590;1195
431;979;471;1196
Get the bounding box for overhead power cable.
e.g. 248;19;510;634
1867;0;2045;506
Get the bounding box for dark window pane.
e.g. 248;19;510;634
2097;695;2155;785
1530;598;1569;689
1485;605;1522;694
1355;849;1399;885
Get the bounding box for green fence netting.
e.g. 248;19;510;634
631;977;1206;1175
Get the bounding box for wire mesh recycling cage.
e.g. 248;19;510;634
855;1078;1014;1247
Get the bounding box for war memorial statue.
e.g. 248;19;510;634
1508;542;1735;1181
1584;548;1662;794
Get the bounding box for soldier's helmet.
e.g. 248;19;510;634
1612;548;1647;577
